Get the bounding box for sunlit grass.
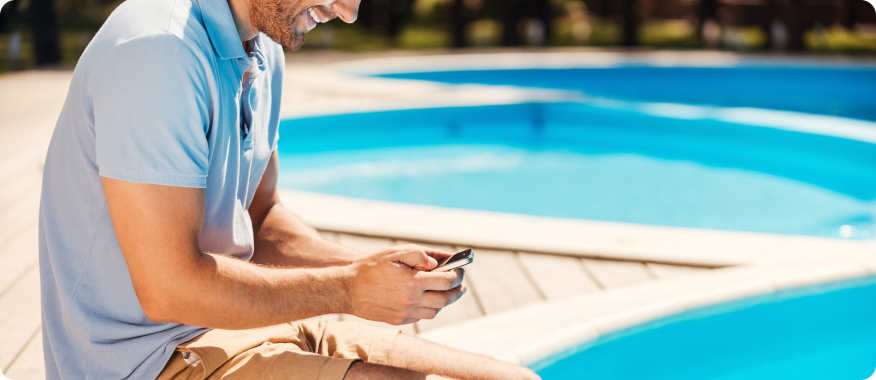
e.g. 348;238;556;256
398;27;449;49
806;26;876;53
640;20;699;48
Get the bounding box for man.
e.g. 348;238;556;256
38;0;541;378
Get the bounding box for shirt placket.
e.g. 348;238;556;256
236;40;267;205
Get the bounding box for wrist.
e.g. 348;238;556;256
333;264;356;315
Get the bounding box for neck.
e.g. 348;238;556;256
226;0;259;42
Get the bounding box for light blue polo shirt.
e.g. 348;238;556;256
38;0;283;377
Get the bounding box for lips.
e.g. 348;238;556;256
304;7;322;32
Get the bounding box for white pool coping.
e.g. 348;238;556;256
278;50;876;368
280;189;876;268
328;50;876;76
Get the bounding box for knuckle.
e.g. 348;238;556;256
395;311;408;322
441;277;453;290
402;297;417;307
442;296;452;308
403;280;418;292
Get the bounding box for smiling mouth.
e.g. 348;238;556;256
305;7;323;32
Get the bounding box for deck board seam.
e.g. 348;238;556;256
0;260;38;302
459;270;488;317
512;252;548;301
5;325;40;373
0;218;36;252
643;262;662;280
577;258;606;290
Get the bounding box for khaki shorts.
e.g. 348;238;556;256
157;319;400;380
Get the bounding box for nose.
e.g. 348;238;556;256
331;0;360;23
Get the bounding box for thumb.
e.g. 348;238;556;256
396;248;438;271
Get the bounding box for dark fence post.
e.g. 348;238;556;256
698;0;717;46
536;0;552;45
620;0;638;47
450;0;466;48
761;0;776;49
29;0;61;66
501;0;522;46
784;0;807;51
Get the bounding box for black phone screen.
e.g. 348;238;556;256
436;249;472;267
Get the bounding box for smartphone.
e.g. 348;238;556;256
431;249;474;272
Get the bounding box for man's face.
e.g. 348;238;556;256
249;0;353;51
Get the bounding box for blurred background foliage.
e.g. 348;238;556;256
1;0;875;72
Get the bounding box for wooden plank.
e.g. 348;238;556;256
518;253;601;300
335;234;396;255
0;191;40;248
0;169;41;205
0;224;39;299
581;259;656;289
415;277;484;334
340;314;417;335
647;263;711;280
0;267;42;369
4;330;45;380
463;249;543;315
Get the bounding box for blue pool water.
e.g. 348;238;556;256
379;66;876;122
533;275;876;379
278;65;876;239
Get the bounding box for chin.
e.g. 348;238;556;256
283;32;306;51
263;27;306;51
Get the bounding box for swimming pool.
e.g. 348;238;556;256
532;275;876;379
277;64;876;239
379;65;876;121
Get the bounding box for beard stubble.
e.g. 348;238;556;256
249;0;308;51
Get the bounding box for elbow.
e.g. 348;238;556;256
136;286;181;324
132;255;208;324
141;303;171;324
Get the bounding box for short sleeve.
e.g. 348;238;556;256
91;33;212;188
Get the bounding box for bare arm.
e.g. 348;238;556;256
102;176;466;329
248;151;363;267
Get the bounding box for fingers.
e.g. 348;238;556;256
418;285;466;309
409;307;439;321
422;247;453;261
403;285;466;321
414;268;464;291
394;246;437;271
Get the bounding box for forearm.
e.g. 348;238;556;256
146;251;351;329
251;203;362;268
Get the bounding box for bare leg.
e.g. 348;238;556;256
344;362;453;380
388;333;541;380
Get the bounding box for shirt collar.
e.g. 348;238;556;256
196;0;247;60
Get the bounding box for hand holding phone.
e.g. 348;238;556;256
430;249;474;272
